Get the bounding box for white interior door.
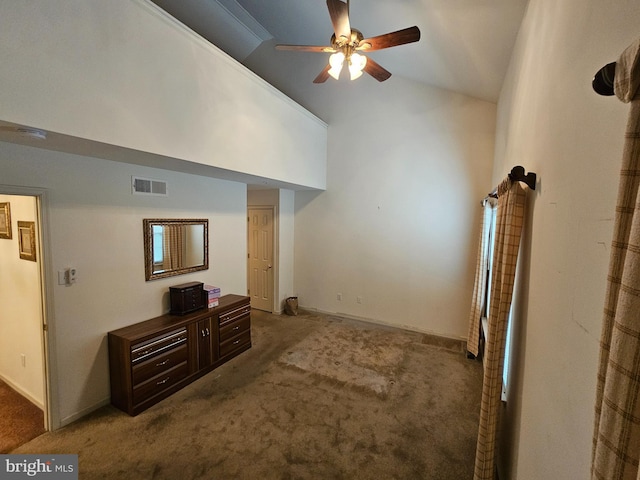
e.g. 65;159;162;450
248;208;274;312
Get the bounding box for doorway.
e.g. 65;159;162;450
0;190;50;442
247;207;275;312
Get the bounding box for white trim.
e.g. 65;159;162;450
215;0;272;43
59;398;111;428
301;305;468;344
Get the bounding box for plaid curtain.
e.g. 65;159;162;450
163;224;185;270
592;37;640;480
474;178;526;480
467;200;496;357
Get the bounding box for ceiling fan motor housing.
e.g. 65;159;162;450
331;28;364;49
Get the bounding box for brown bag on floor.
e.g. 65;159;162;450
284;296;298;316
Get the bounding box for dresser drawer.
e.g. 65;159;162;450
132;344;188;385
220;330;251;358
131;328;187;364
133;362;188;405
219;316;251;343
219;303;251;327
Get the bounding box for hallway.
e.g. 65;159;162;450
0;379;45;453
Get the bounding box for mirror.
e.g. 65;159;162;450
143;219;208;281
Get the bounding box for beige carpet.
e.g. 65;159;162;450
279;322;411;396
14;309;483;479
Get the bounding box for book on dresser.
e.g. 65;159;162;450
108;294;251;416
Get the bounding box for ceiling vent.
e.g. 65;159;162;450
132;176;168;196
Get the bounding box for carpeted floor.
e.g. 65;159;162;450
13;309;483;479
0;379;46;453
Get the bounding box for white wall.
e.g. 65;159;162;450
0;194;44;407
278;189;296;312
0;140;247;427
293;76;497;338
0;0;327;190
494;1;640;478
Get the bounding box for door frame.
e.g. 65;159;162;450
247;205;277;313
0;184;57;431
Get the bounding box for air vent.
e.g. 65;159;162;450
132;176;168;196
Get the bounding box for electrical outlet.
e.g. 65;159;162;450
337;293;342;301
21;354;26;367
357;296;363;304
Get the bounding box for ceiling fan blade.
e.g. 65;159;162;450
358;26;421;52
363;57;392;82
326;0;351;42
276;44;336;53
313;64;332;84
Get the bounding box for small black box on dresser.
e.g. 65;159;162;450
169;281;204;315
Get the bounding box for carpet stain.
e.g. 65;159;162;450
278;323;410;396
145;412;171;432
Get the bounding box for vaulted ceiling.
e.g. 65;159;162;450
151;0;529;104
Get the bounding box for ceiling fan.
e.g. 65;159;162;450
275;0;421;83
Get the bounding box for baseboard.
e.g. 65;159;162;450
59;397;111;428
0;373;44;410
299;305;468;351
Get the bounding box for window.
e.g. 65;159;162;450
483;205;512;401
152;225;164;267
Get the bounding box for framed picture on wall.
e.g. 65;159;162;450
18;221;36;262
0;202;11;239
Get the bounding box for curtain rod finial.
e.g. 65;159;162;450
593;62;616;96
509;166;537;190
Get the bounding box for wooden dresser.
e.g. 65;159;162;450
108;294;251;416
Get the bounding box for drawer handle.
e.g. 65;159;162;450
132;329;187;355
156;359;170;367
233;340;240;345
233;326;240;331
156;376;170;385
220;305;251;321
201;328;210;338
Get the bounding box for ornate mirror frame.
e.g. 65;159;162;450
143;218;208;281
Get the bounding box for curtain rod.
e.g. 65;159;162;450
593;61;616;96
485;165;536;200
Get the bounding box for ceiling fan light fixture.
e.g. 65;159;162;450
348;52;367;80
328;51;345;80
349;68;363;81
276;0;420;83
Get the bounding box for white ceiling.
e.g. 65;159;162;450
151;0;529;103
